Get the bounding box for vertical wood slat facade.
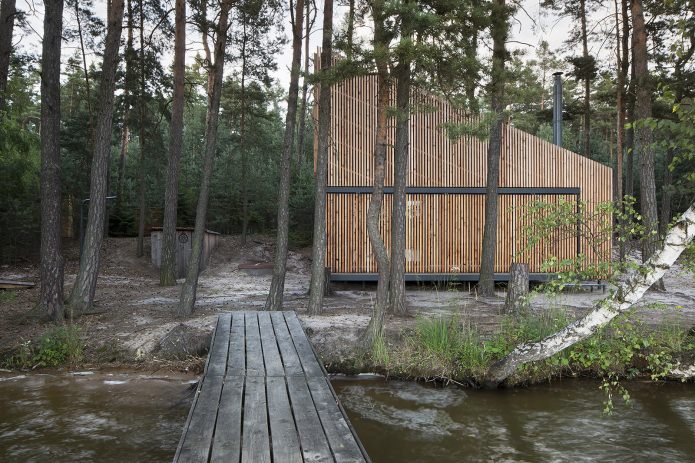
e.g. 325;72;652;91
315;59;613;279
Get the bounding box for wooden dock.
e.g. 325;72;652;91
174;311;369;463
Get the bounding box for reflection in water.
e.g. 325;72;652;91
0;373;192;463
332;377;695;463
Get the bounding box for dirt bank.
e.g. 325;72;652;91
1;236;694;377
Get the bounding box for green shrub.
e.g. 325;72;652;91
6;325;84;369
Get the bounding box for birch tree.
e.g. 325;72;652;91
484;202;695;387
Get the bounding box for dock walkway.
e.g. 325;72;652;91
174;311;369;463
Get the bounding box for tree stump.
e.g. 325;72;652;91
323;266;333;297
504;262;529;314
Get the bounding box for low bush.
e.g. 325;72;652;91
5;325;84;369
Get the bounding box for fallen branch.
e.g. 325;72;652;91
484;202;695;387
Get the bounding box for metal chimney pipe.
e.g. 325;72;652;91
552;72;563;146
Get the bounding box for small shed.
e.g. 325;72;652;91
150;227;220;278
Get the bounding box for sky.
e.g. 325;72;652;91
11;0;618;98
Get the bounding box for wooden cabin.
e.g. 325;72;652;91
314;72;612;282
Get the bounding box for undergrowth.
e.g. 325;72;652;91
5;325;84;369
397;308;695;387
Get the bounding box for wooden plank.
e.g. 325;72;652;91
209;375;244;463
286;375;333;462
206;313;231;376
308;377;367;462
245;312;265;376
266;377;303;463
284;311;324;377
175;375;224;463
270;311;304;376
258;311;284;376
241;376;271;463
0;279;35;289
227;312;246;376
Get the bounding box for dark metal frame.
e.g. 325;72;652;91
326;186;581;195
330;272;553;282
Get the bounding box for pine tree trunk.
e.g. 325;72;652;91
75;0;93;136
625;52;635;199
177;1;230;316
503;263;528;315
614;0;625;260
580;0;591;159
160;0;186;286
67;0;125;316
631;0;663;290
660;148;674;236
0;0;16;118
38;0;64;321
116;0;133;200
307;0;333;316
478;0;507;297
240;20;249;246
135;0;146;258
484;203;695;387
388;55;410;316
265;0;305;311
359;1;391;350
295;0;311;169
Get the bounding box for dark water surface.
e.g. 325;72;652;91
331;377;695;463
1;373;694;462
0;372;192;463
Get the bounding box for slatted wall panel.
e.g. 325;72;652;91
315;57;613;276
326;193;579;274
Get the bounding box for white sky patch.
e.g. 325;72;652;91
13;0;622;106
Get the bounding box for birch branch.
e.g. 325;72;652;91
484;202;695;387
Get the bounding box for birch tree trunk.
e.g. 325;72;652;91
478;0;508;297
265;0;305;311
160;0;186;286
177;0;231;316
484;203;695;387
38;0;65;321
359;0;392;349
0;0;16;119
307;0;333;316
67;0;125;316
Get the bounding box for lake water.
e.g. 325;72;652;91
331;376;695;462
1;373;694;462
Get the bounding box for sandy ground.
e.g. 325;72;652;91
1;236;694;372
